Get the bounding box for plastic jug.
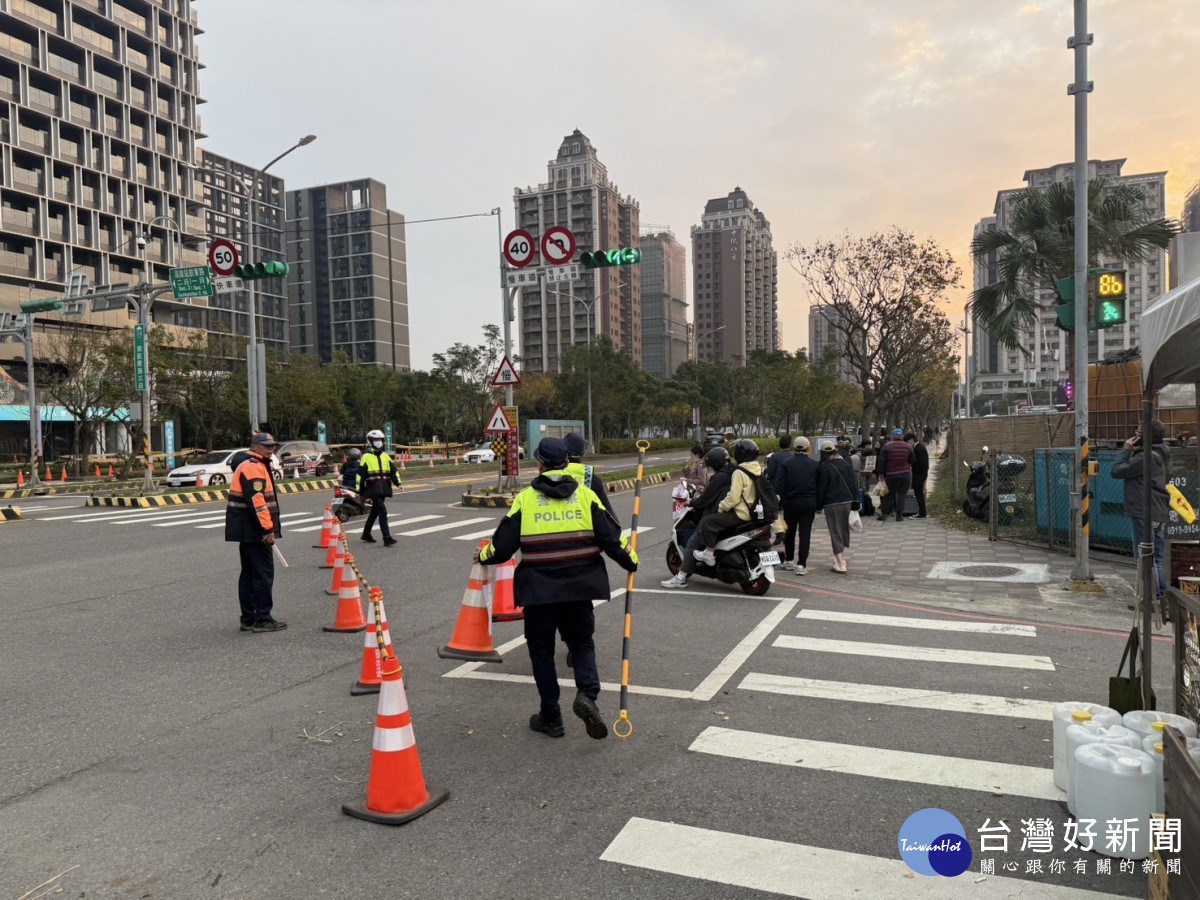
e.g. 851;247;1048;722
1191;737;1200;766
1065;722;1140;814
1141;735;1165;814
1073;744;1156;859
1053;702;1120;789
1122;710;1199;742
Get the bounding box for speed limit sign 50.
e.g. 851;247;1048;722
503;229;536;269
209;239;239;276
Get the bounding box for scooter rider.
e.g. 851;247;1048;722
357;429;401;546
694;439;762;566
661;445;733;589
341;447;363;490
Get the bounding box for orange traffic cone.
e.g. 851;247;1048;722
325;540;348;594
95;464;101;478
108;465;115;480
323;554;367;633
16;469;24;487
491;556;522;622
321;523;343;569
197;472;205;488
454;451;459;467
437;561;502;663
352;588;394;695
61;466;67;482
45;465;51;482
400;457;406;472
313;505;334;549
341;651;448;825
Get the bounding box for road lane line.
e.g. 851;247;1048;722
689;726;1064;801
452;528;499;541
600;818;1120;899
87;508;217;523
620;526;654;538
690;597;800;701
444;671;694;699
773;635;1055;671
399;517;492;536
737;673;1059;720
40;509;165;521
194;512;315;530
796;609;1038;636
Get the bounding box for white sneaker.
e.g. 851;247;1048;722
795;565;807;576
661;573;689;589
782;560;795;571
693;548;716;566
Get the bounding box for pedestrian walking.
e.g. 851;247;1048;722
475;438;638;739
909;433;929;519
765;436;793;546
225;432;285;632
1112;419;1172;613
877;428;914;523
775;436;819;574
358;428;401;546
816;440;856;574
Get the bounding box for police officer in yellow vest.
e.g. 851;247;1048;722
357;428;401;546
563;432;616;524
475;437;638;740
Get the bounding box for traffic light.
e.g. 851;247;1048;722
579;248;642;269
19;298;63;314
234;261;290;280
1054;276;1075;330
1092;269;1127;329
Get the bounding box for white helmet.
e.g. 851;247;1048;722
366;429;385;441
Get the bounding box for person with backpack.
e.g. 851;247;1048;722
816;440;857;574
694;439;777;566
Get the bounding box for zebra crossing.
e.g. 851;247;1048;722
600;604;1133;898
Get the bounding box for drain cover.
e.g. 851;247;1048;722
955;565;1021;578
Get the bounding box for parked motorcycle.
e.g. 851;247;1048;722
962;448;990;520
331;485;370;523
664;480;777;595
962;447;1026;524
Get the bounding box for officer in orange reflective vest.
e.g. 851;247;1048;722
225;432;285;633
474;437;638;740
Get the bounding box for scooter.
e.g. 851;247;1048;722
664;481;777;595
962;448;1025;524
331;485;371;523
962;449;990;520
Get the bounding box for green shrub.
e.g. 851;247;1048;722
596;438;695;454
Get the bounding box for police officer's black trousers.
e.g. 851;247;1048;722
238;540;275;625
362;496;390;538
523;601;599;715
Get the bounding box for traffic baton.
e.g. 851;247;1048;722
272;542;290;568
612;439;649;739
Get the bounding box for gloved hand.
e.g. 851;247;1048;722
476;542;495;564
620;535;638;569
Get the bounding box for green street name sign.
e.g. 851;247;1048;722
170;266;213;300
134;324;147;392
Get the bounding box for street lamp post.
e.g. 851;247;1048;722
574;280;627;453
238;134;316;432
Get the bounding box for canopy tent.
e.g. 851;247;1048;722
1135;272;1200;709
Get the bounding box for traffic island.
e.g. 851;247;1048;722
1;506;22;522
85;477;339;507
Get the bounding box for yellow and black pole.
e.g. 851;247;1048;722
613;440;649;739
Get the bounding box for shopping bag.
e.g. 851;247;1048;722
1108;626;1156;715
848;509;863;533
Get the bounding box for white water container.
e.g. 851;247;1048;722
1065;722;1141;815
1141;735;1165;814
1122;710;1199;742
1053;702;1120;789
1074;744;1156;860
1191;737;1200;766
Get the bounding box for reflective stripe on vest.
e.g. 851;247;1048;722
510;474;601;564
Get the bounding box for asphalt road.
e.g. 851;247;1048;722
0;455;1156;899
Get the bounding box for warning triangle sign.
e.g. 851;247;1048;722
492;355;521;387
484;404;513;433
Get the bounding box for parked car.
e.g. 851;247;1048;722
273;440;333;478
464;442;526;463
704;433;727;447
166;448;246;488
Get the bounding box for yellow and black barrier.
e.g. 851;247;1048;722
1;506;22;522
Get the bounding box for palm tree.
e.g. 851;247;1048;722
970;178;1176;352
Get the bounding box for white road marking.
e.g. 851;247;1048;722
194;512;314;530
452;528;499;541
691;597;800;701
99;508;219;524
601;818;1122;899
796;609;1038;636
399;517;492;536
11;503;86;512
773;635;1056;671
689;726;1064;801
392;515;443;527
737;673;1059;720
621;526;654;538
40;508;162;521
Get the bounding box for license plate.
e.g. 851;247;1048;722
758;551;780;566
998;493;1017;503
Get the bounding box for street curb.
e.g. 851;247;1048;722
1;506;22;522
1;483;110;499
460;471;672;508
85;478;338;508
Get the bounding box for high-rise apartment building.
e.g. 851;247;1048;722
639;227;688;379
285;179;408;369
690;187;777;364
196;149;288;351
514;130;640;374
807;303;857;384
971;160;1167;410
0;0;207;315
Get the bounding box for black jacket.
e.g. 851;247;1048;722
912;443;929;481
690;464;734;514
480;471;636;607
816;456;856;508
1112;443;1172;522
775;451;820;508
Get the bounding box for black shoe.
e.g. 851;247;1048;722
251;619;287;633
572;691;608;740
361;534;376;543
382;536;398;547
529;710;564;738
239;622;255;632
915;514;927;519
566;650;574;668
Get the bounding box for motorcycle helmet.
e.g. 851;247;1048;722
703;446;729;471
731;439;759;463
346;448;362;461
366;428;385;450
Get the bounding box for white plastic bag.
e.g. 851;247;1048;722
848;509;863;533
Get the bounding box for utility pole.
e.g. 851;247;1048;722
0;312;43;487
1069;0;1094;584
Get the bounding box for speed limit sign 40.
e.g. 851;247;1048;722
503;229;536;269
209;239;239;276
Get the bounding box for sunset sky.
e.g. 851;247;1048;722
193;0;1200;369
